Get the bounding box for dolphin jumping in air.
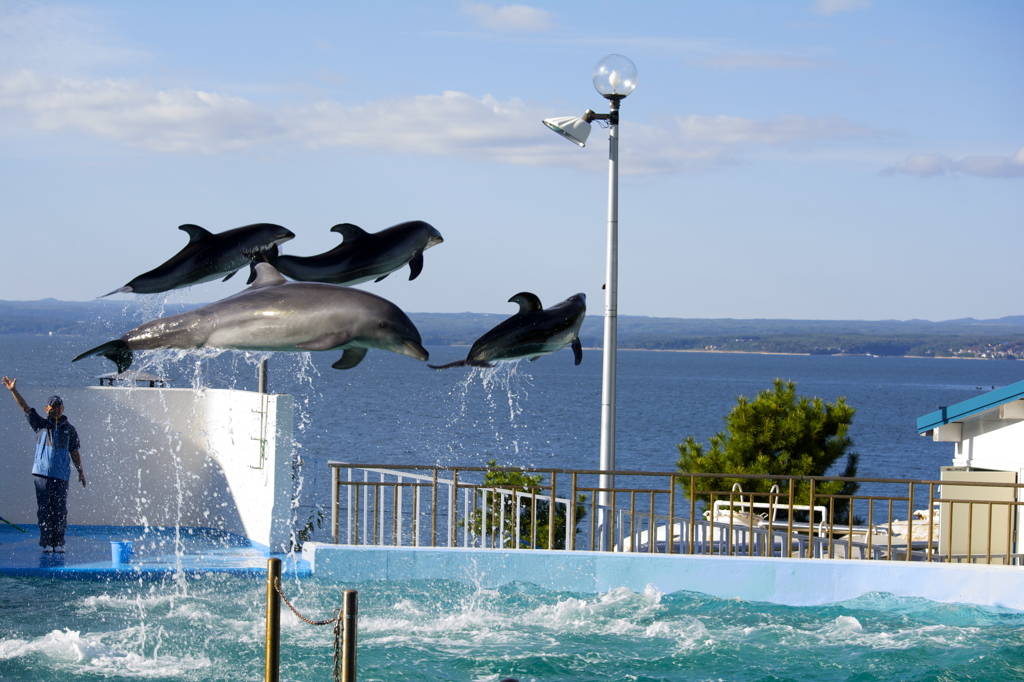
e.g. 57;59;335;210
101;223;296;296
272;220;443;285
429;292;586;370
76;263;429;372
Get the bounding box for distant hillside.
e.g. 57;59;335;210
0;299;198;337
412;312;1024;359
2;300;1023;359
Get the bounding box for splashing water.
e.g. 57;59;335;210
436;361;536;467
2;575;1022;681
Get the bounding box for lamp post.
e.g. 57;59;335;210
543;54;637;549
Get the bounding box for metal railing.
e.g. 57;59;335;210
327;463;1024;564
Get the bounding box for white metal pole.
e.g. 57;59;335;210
598;100;620;549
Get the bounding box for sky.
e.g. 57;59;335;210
1;0;1021;322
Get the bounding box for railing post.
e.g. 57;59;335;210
688;475;696;556
331;466;339;544
530;488;538;549
906;481;915;561
377;472;385;545
786;482;795;558
569;472;578;551
392;481;400;547
341;589;358;682
346;468;353;545
549;473;557;551
413;484;421;547
928;482;936;563
265;558;281;682
431;469;438;547
668;474;676;555
807;478;817;558
648;491;656;554
450;469;458;548
353;483;361;546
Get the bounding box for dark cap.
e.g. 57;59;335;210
46;395;63;407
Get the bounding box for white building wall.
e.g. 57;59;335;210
953;419;1024;470
0;385;294;551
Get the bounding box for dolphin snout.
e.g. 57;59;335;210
274;228;296;244
401;339;430;362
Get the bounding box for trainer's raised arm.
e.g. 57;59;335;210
2;376;31;413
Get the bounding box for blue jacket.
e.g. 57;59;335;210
28;409;80;481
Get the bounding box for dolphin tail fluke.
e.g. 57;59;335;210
428;360;468;369
428;359;495;370
72;341;134;373
572;337;583;365
99;286;132;298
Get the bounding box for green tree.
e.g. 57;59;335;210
467;460;586;549
676;379;860;523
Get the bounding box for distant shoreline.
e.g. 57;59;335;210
3;300;1021;361
583;347;1008;361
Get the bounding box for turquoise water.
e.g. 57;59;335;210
2;574;1023;681
3;334;1024;679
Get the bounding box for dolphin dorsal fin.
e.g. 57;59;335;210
179;224;215;243
249;262;289;289
509;292;543;313
330;223;370;242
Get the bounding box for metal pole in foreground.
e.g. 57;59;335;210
597;98;620;550
258;359;269;394
341;589;358;682
265;558;281;682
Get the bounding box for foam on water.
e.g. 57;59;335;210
4;568;1024;680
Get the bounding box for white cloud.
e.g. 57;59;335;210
619;114;883;174
460;2;556;32
813;0;871;16
884;149;1024;179
0;70;284;153
0;69;891;173
296;90;543;160
670;114;877;146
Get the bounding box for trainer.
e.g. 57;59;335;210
3;376;86;553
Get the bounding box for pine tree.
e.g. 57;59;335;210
676;379;860;523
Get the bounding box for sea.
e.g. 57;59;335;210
2;328;1024;681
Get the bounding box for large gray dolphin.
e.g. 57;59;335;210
76;263;429;372
429;292;586;370
272;220;443;285
101;223;296;296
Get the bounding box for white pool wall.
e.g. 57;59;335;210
302;544;1024;611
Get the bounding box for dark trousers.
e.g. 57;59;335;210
33;475;69;548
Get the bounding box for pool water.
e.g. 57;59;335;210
2;572;1023;681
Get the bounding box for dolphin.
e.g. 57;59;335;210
76;263;429;372
429;292;586;370
101;223;296;296
272;220;443;285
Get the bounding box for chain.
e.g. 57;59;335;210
274;577;345;681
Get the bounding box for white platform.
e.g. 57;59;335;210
1;385;295;551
